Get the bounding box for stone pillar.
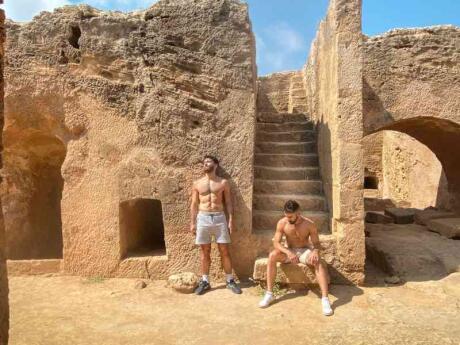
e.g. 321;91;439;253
303;0;365;284
332;0;365;283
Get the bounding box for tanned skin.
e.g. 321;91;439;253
266;211;330;297
190;158;234;277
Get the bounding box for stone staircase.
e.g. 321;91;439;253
288;73;308;113
252;112;330;235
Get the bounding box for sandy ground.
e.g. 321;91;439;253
7;270;460;345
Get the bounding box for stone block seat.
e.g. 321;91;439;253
252;234;336;285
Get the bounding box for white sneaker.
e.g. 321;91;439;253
258;292;274;308
322;297;333;316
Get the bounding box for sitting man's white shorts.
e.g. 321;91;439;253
284;247;312;264
196;211;231;245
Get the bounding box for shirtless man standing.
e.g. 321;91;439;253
190;155;242;295
258;200;333;316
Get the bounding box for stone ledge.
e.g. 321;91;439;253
253;234;336;285
7;259;62;276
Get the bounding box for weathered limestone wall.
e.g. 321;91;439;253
363;130;451;209
4;0;257;279
382;132;451;209
363;26;460;212
303;0;365;284
0;1;8;343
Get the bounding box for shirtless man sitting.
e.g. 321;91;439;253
190;155;242;295
258;200;333;316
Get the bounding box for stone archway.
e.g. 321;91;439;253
368;117;460;212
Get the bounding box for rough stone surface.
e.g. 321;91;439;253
363;130;452;211
3;0;257;280
366;223;460;280
365;212;393;224
364;197;396;212
7;259;61;276
257;72;295;114
0;5;8;345
384;208;418;224
414;208;456;226
167;272;199;293
427;218;460;239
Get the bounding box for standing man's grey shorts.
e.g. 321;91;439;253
196;211;231;245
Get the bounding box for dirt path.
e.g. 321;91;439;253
8;273;460;345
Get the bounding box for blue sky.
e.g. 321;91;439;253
2;0;460;76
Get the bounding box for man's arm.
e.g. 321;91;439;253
223;180;234;233
190;183;199;234
273;221;299;263
308;221;321;265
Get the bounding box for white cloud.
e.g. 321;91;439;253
256;22;306;75
2;0;158;22
269;23;306;52
3;0;70;22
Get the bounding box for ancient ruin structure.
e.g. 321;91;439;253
0;1;459;323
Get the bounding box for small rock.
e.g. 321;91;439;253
384;276;401;284
168;272;199;293
134;280;147;289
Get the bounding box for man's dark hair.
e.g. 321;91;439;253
203;155;219;165
284;200;300;213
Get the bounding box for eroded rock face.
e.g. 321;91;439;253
0;5;8;345
366;223;460;281
4;0;257;279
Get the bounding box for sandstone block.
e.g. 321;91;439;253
365;211;393;224
168;272;199;293
364;197;395;212
427;218;460;239
384;208;418;224
414;209;456;226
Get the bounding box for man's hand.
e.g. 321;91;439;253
287;251;300;264
190;224;197;235
308;249;320;266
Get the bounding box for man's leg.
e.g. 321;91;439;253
217;243;232;275
200;244;212;278
313;261;333;316
314;261;329;298
195;244;212;295
267;249;286;293
259;249;286;308
217;243;242;294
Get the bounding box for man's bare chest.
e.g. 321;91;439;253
284;224;310;241
197;181;224;196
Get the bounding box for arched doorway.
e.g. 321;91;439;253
2;129;66;260
363;117;460;282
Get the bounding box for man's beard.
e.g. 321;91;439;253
204;166;214;173
288;216;298;224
